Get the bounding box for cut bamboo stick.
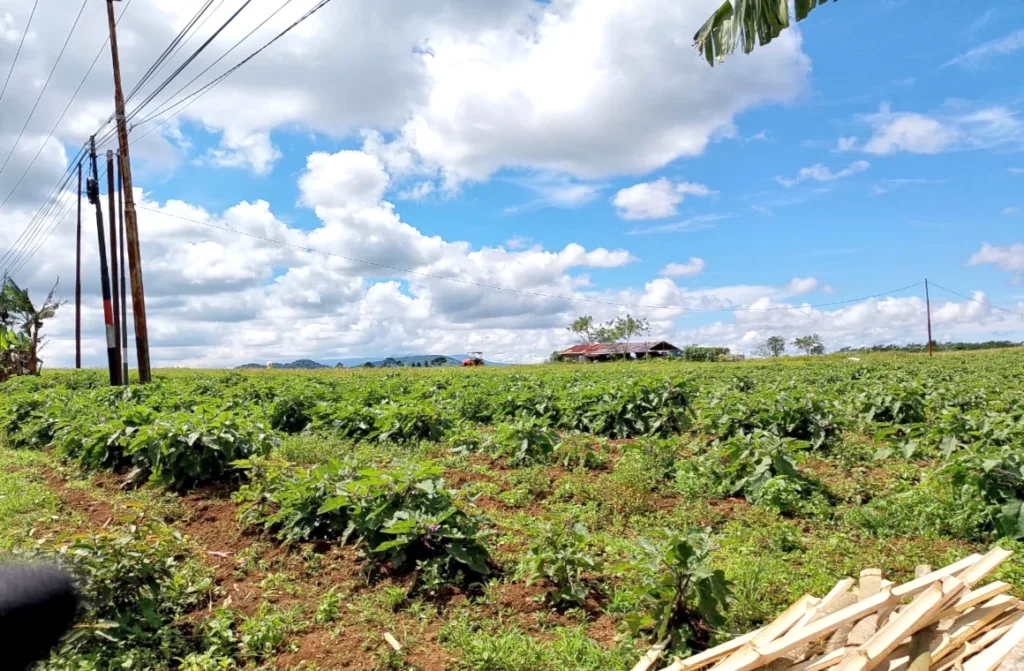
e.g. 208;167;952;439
963;614;1024;671
892;555;983;599
933;596;1021;663
849;569;885;647
905;566;935;671
838;579;961;671
934;614;1023;671
796;581;857;630
633;640;670;671
659;628;762;671
786;647;852;671
959;550;1016;589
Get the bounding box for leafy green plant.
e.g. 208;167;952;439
941;443;1024;539
857;383;926;425
239;603;295;661
268;393;314;433
487;416;559;466
553;432;608;470
127;411;276;490
524;521;601;607
620;529;732;651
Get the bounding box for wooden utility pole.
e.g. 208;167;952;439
106;0;152;383
118;154;129;385
75;162;82;370
105;151;122;379
925;278;933;357
88;136;119;385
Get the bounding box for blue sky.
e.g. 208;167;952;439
2;0;1024;364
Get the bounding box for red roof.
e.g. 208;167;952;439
559;341;680;356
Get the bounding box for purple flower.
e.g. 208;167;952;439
427;524;441;532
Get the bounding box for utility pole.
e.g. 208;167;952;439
105;151;122;380
925;278;933;357
106;0;152;383
75;162;82;370
88;136;119;385
117;154;129;385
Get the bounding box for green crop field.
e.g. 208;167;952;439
4;350;1024;671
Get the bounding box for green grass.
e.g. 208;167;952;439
0;447;61;549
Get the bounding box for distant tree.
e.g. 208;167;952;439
607;313;651;360
549;351;563;363
793;334;826;356
381;357;403;368
334;363;345;368
0;276;64;377
431;356;449;367
362;362;375;368
568;315;599;344
756;335;786;358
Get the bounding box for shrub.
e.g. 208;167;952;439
25;520;214;669
487;417;558;466
620;529;732;652
856;383;926;425
553;432;608;470
268;394;314;433
524;521;601;607
127;411;276;490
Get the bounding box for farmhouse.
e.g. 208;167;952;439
558;340;682;363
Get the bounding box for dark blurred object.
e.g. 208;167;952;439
0;564;79;670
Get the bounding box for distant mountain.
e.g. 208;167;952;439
237;354;505;369
236;359;329;370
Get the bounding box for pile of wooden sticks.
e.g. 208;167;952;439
635;549;1024;671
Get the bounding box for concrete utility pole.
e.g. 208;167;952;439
118;154;128;385
75;162;82;370
105;150;122;378
925;279;933;357
106;0;152;383
88;136;119;385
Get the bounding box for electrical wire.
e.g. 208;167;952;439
0;0;135;217
928;281;1024;317
133;204;926;313
130;0;333;140
123;0;220;104
124;0;257;125
0;145;86;272
133;0;296;131
0;0;91;182
0;0;41;116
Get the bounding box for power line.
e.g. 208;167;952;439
928;280;1024;317
134;204;925;313
0;0;91;183
0;145;86;273
123;0;220;104
0;0;135;216
0;0;41;116
130;0;333;139
133;0;296;131
124;0;257;126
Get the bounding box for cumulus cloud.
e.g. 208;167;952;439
860;103;1022;156
834;136;858;152
613;178;714;220
969;242;1024;284
776;161;869;188
660;258;705;278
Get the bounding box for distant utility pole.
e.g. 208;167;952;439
75;162;82;370
106;0;152;383
118;154;129;385
88;136;119;385
925;278;933;357
105;150;122;379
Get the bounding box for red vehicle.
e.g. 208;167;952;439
461;351;485;367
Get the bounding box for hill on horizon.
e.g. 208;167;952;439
236;354;504;369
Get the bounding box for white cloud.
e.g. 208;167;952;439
205;130;282;175
969;243;1024;284
1010;168;1024;175
660;258;705;278
784;277;819;295
776;160;870;188
398;181;436;201
504;236;532;250
834;136;858;152
860;103;1022;155
871;178;945;195
612;178;714;220
503;173;602;213
627;214;728;235
1003;207;1020;216
944;29;1024;69
367;0;808;184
